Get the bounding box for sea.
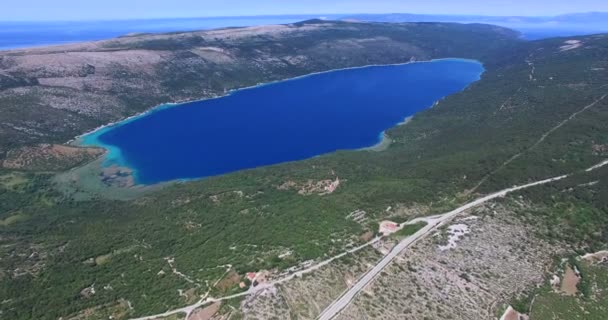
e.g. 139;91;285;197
0;16;336;50
1;16;603;51
80;59;484;184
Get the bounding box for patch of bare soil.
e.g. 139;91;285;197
2;143;103;171
560;265;580;296
216;271;241;292
359;231;374;242
500;306;528;320
188;302;221;320
378;220;400;235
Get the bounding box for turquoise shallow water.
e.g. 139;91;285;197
80;59;484;184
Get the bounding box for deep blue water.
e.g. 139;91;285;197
81;59;484;184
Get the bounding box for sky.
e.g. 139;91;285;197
3;0;608;21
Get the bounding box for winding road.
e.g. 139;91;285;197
131;236;383;320
131;160;607;320
317;161;607;320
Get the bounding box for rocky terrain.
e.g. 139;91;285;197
235;198;565;320
240;247;383;320
336;201;558;320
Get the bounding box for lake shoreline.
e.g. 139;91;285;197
361;116;414;152
70;58;480;146
68;58;483;190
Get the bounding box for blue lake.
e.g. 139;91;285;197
81;59;484;184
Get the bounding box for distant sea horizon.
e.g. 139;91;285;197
2;13;608;50
0;15;337;50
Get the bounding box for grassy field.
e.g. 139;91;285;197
391;222;428;239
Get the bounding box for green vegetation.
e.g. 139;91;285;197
502;167;608;318
218;297;245;319
509;288;538;314
510;166;608;251
0;212;29;226
391;222;428;239
0;22;608;320
530;260;608;319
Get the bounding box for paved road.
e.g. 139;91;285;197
316;173;577;320
130;237;383;320
132;160;607;320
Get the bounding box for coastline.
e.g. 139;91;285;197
360;116;414;152
70;58;482;145
68;58;483;189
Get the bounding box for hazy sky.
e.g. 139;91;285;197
3;0;608;21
